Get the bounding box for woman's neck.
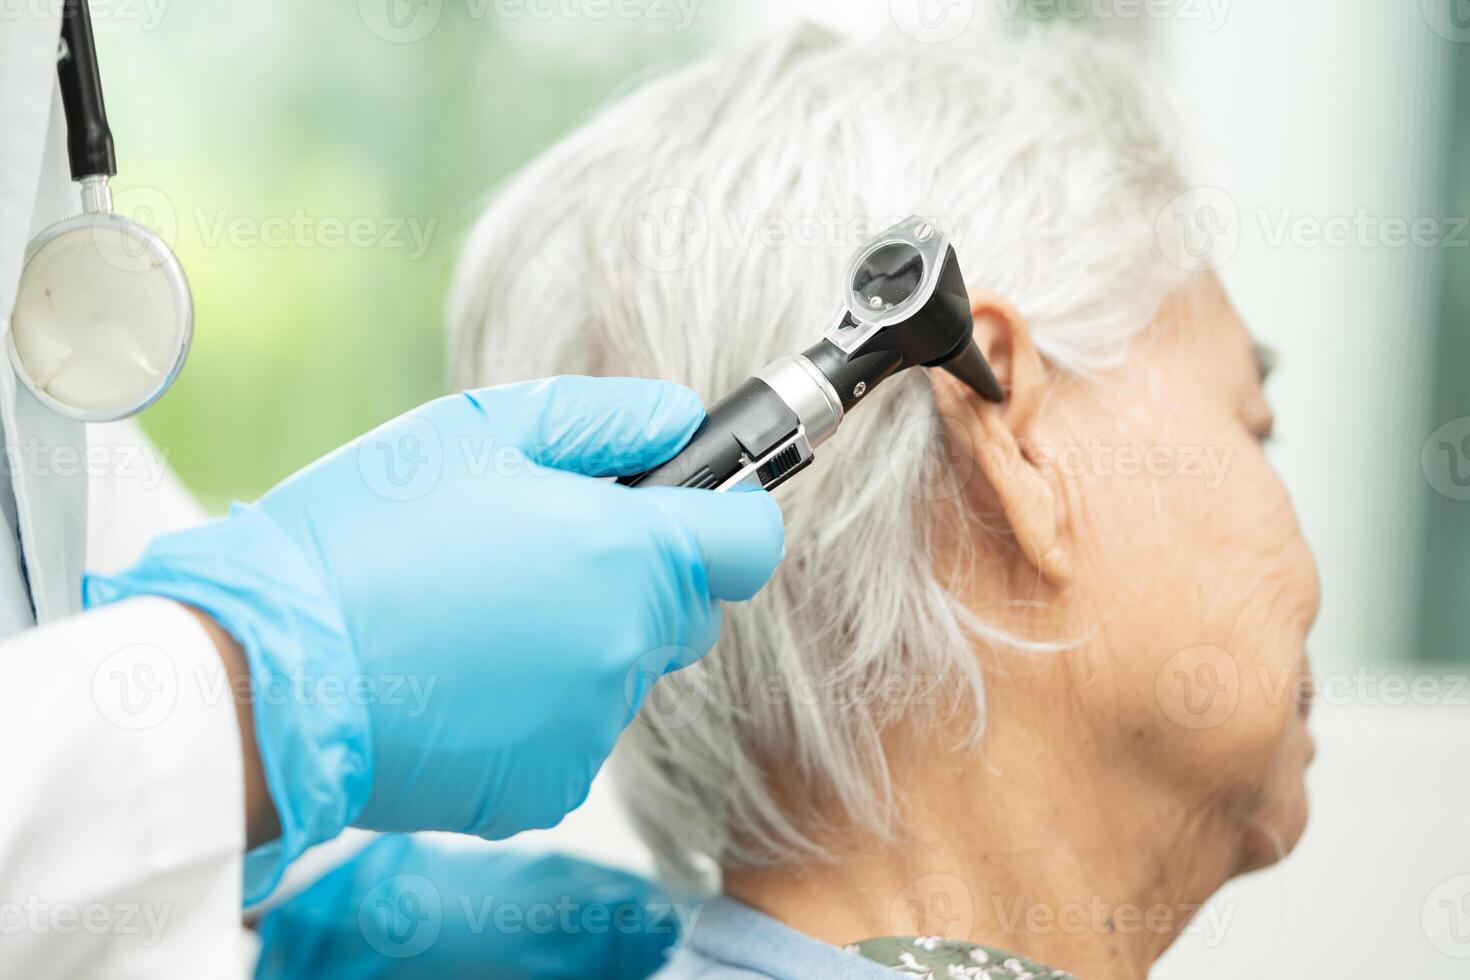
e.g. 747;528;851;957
724;712;1243;980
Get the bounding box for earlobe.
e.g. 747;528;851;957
928;291;1070;586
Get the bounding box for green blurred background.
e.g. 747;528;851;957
97;3;701;510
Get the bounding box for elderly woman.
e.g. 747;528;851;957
449;25;1317;980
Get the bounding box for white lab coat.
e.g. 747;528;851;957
0;9;249;978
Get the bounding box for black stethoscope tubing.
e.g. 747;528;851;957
57;0;116;185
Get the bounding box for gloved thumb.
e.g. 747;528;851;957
638;485;785;601
463;375;705;477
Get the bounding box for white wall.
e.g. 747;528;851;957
1158;697;1470;977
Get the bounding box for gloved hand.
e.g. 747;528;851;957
85;377;783;902
254;837;678;980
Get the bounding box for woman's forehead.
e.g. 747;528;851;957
1141;276;1258;375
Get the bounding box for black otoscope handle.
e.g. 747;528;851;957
58;0;116;180
618;377;809;491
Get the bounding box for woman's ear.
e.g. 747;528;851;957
929;290;1070;586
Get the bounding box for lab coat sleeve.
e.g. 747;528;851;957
0;596;249;979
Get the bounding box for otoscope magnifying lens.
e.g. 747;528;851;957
852;241;924;313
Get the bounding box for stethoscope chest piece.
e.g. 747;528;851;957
11;201;193;422
9;0;194;422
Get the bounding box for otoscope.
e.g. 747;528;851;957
621;216;1004;492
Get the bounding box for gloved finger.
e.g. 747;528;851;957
639;485;785;602
462;375;704;477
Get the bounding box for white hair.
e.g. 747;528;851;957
449;24;1194;892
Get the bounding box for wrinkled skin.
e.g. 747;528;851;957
729;275;1319;980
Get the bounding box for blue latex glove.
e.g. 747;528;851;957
86;377;783;902
254;837;681;980
255;834;679;980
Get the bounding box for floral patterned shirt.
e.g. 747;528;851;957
848;935;1075;979
650;897;1074;980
